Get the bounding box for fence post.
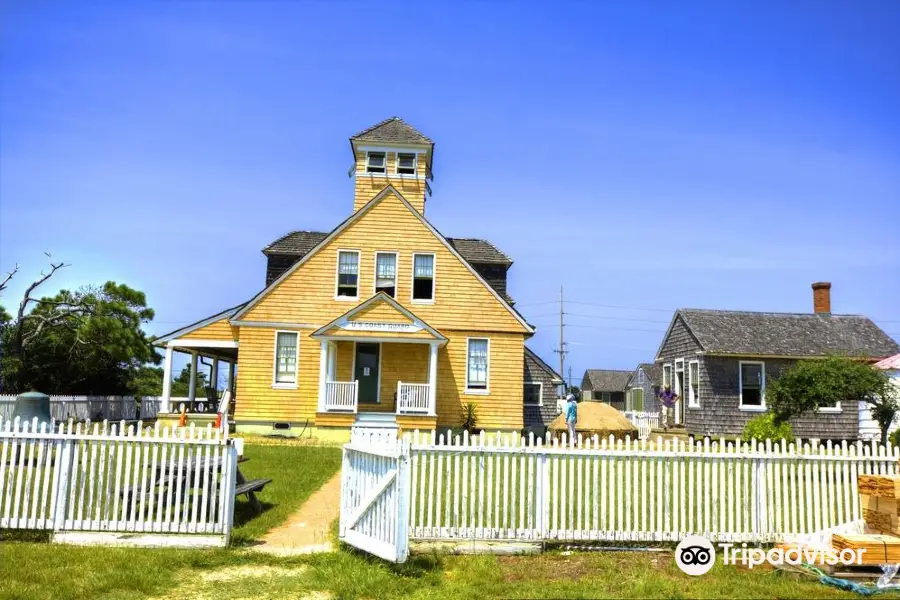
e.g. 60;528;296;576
52;435;75;532
535;449;550;539
395;440;412;562
752;441;768;541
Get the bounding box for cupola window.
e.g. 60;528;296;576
397;152;417;175
365;152;386;174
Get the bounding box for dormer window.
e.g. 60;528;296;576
365;152;385;174
397;153;416;175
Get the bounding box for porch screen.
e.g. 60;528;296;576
375;253;397;297
337;251;359;297
275;332;298;384
412;254;434;301
467;339;488;390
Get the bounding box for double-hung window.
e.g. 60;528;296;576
662;364;672;388
375;252;397;298
739;361;765;410
273;331;298;387
365;151;385;174
524;382;542;406
466;338;489;393
412;253;435;302
688;360;700;407
396;152;417;175
336;250;359;299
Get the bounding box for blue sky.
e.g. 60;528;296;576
2;1;899;386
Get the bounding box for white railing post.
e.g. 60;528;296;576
318;341;328;412
162;345;174;413
428;342;438;416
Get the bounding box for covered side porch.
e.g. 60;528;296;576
311;293;448;418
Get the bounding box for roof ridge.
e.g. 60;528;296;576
679;308;867;318
350;116;433;143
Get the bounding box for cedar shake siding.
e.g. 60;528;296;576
625;365;660;414
523;347;564;433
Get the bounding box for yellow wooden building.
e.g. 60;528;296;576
154;118;560;439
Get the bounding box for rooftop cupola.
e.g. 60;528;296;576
349;117;434;214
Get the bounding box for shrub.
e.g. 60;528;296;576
741;413;794;443
889;429;900;447
461;401;478;434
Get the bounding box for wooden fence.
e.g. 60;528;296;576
342;430;900;553
0;395;139;422
0;417;237;547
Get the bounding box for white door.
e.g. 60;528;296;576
674;360;685;425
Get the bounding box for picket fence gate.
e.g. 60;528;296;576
0;417;237;547
340;429;900;562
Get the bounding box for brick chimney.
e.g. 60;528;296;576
812;282;832;315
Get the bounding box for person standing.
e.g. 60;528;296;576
565;393;578;445
658;385;679;430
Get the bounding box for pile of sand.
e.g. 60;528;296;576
549;402;638;441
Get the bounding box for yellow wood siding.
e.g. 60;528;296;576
180;319;238;341
242;190;527;334
354;150;427;214
397;414;437;432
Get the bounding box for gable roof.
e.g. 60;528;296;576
660;309;899;358
633;362;662;386
311;292;446;342
234;185;533;333
583;369;632;392
350;117;433;145
153;302;246;345
525;346;564;384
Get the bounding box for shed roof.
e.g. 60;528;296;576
583;369;633;392
673;309;899;358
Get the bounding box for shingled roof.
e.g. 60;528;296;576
264;231;511;265
673;309;899;358
351;117;432;145
583;369;633;392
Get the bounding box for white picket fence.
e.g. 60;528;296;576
0;417;237;547
623;411;660;440
0;395;139;422
340;429;900;560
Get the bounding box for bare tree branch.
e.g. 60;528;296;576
0;264;18;295
12;254;71;354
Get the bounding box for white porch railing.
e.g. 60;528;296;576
397;382;432;415
624;410;660;440
324;381;358;412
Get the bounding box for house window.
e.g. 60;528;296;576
374;252;397;298
336;250;359;299
412;253;435;302
739;361;766;410
637;370;644;385
466;338;489;393
688;360;700;408
629;388;644;412
663;364;672;388
396;152;417;175
524;382;542;406
273;331;298;386
365;151;385;174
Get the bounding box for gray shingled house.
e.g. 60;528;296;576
523;346;565;436
581;369;632;410
624;363;662;414
655;282;900;440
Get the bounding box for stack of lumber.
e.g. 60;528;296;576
858;475;900;536
832;534;900;565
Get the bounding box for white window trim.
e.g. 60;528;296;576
524;381;543;406
662;363;672;388
739;360;767;411
373;251;399;298
816;402;843;414
465;337;490;395
365;151;386;174
410;252;436;304
271;330;300;389
394;152;418;176
688;360;700;408
334;249;361;301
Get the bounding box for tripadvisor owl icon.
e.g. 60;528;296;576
675;535;716;576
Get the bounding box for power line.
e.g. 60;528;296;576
565;324;666;333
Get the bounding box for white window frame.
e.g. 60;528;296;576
465;337;490;395
688;360;700;408
365;151;386;174
411;252;436;304
524;381;543;406
739;360;767;411
637;369;644;385
271;330;299;389
334;249;361;301
395;152;418;176
662;363;672;388
373;251;399;298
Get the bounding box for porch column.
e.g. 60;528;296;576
188;352;198;408
327;341;337;381
212;358;220;395
228;361;236;397
318;340;328;412
162;344;174;413
428;342;439;416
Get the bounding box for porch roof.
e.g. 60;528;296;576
311;292;447;343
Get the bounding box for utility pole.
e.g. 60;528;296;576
553;286;568;387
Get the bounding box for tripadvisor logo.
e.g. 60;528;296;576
675;535;867;575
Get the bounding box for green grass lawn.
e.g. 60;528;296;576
0;440;892;600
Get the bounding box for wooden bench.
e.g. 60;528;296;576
235;474;271;513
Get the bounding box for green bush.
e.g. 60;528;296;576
889;429;900;447
741;413;794;443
